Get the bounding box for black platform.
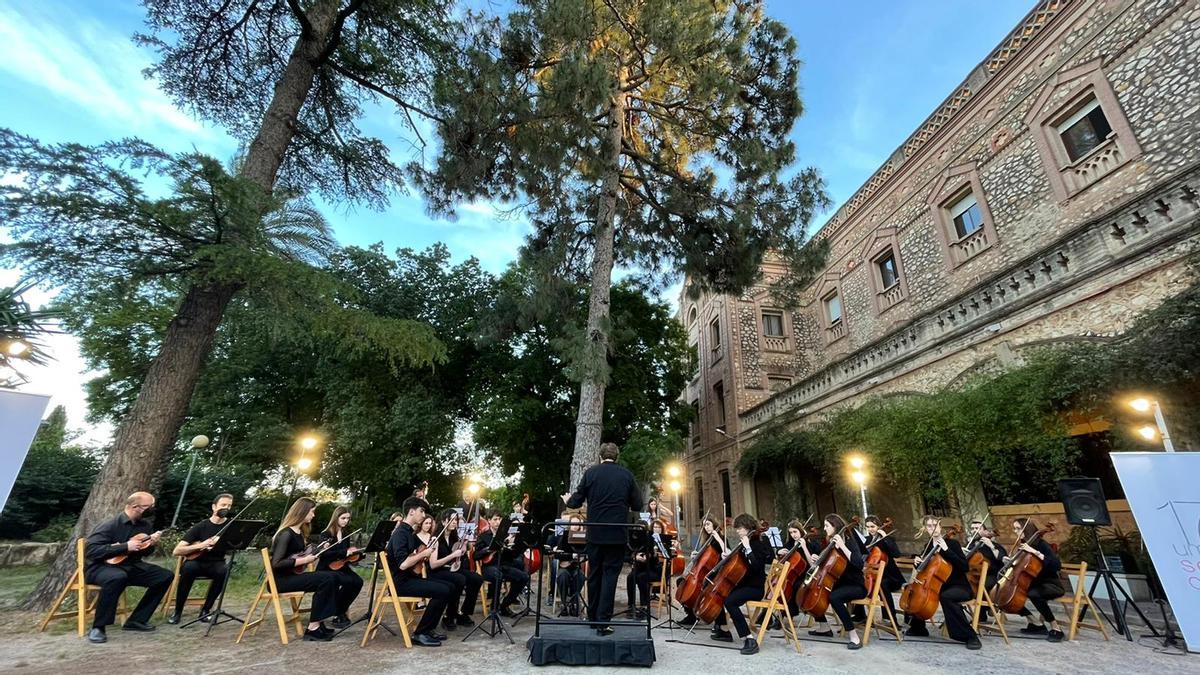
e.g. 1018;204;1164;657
527;621;656;667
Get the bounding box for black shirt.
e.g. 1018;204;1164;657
1032;539;1061;584
474;529;520;569
316;530;355;571
85;512;156;568
182;518;227;563
973;539;1007;577
270;528;309;576
830;531;866;590
547;533;584;570
866;535;906;587
939;538;971;589
386;522;423;582
737;535;773;590
565;460;642;545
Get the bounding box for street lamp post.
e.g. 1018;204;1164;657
1129;397;1175;452
171;435;211;529
283;434;321;518
666;463;683;532
848;454;869;522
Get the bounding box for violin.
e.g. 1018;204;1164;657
675;510;722;610
863;516;895;596
184;496;259;561
991;521;1054;614
282;539;335;575
796;517;858;617
106;528;174;565
475;518;515;566
898;528;953;621
693;529;757;624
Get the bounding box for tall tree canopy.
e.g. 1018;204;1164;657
417;0;828;484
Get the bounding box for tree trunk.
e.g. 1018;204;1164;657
24;282;239;609
24;1;341;611
568;77;626;490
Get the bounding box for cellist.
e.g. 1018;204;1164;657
776;519;811;617
863;515;904;621
968;520;1006;622
1002;517;1065;642
707;514;773;656
904;516;981;649
805;513;867;649
678;515;728;627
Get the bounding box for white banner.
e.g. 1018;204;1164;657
1110;452;1200;653
0;389;52;512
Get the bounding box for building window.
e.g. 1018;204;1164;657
877;251;899;289
948;190;983;239
767;376;791;393
687;306;698;326
929;163;998;268
694;476;705;521
816;273;847;345
709;318;721;353
865;229;909;314
719;470;732;519
687;344;699;377
690;400;700;442
761;311;784;337
1025;58;1141;200
823;292;842;325
1057;98;1113;162
713;381;726;431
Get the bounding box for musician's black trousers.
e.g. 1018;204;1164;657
173;559;227;615
908;584;977;641
557;567;584;614
274;570;342;623
713;584;764;638
482;564;529;607
585;543;625;624
1018;580;1065;623
87;561;172;629
394;576;453;635
625;563;657;608
329;565;363;615
438;568;484;617
815;584;868;631
880;577;902;620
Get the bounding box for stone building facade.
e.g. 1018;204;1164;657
678;0;1200;540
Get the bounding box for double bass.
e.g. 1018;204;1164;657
863;517;895;596
675;512;722;610
991;521;1053;614
795;517;858;617
898;525;954;621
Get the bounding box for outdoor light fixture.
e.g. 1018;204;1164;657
1126;396;1175;452
669;480;682;493
1129;398;1152;413
5;340;29;357
1137;425;1158;441
667;464;682;479
300;435;319;450
297;456;314;471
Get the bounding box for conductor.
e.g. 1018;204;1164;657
560;442;642;636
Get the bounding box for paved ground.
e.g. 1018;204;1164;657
0;585;1191;675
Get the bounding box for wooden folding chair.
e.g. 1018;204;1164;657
1059;562;1110;642
963;560;1009;645
362;552;427;648
160;556;210;618
40;538;127;637
848;560;902;646
650;561;669;616
746;561;802;653
235;548;313;645
473;557;490;616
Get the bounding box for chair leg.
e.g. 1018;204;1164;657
40;570;76;634
236;582;266;644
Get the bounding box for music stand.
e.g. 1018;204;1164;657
344;519;398;636
463;519;515;644
187;519;266;635
509;522;538;627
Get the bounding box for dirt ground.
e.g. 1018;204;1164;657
0;577;1192;675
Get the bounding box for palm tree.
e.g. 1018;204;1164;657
0;281;61;386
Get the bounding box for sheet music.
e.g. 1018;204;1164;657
765;527;783;548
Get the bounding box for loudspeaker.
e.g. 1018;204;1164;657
1058;477;1111;526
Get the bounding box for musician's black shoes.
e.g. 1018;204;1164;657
499;605;517;618
331;615;351;629
123;620;155;632
905;626;930;637
846;639;862;650
442;616;458;631
678;614;698;626
428;631;447;641
1020;623;1048;634
808;628;833;637
412;632;441;647
596;626;614;636
457;614;475;627
198;612;213;623
1047;629;1065;642
86;627;106;644
166;612;181;625
303;627;332;642
740;637;759;655
710;628;733;642
966;636;982;650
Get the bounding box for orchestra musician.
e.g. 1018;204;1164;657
474;510;531;617
968;520;1006;622
708;513;773;656
806;513;868;650
434;509;483;627
167;492;234;625
83;492;173;644
547;515;586;617
416;514;466;632
626;518;671;618
646;497;672;524
386;496;451;647
904;515;982;649
316;505;364;629
776;519;811;618
1004;517;1066;642
269;497;346;642
863;515;905;622
678;514;728;627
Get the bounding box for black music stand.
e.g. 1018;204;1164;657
509;522;539;626
187;519;266;635
346;519;397;637
463;519;515;644
651;534;687;631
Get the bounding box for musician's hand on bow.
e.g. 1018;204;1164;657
559;492;572;505
1019;543;1043;559
807;553;819;565
913;555;923;566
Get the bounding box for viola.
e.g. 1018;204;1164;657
694;544;751;623
475;518;513;566
795;518;858;617
524;547;543;574
863;517;895;596
328;547;365;570
675;521;722;610
449;539;469;572
282;539;334;575
991;522;1053;614
898;537;953;621
106;528;174;565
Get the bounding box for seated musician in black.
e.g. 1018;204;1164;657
905;516;982;649
774;519;812;619
626;518;667;619
1004;516;1066;642
967;520;1006;622
168;492;234;624
473;511;531;616
547;515;586;616
386;496;452;647
432;509;483;627
269;497;345;641
806;513;868;649
83;491;173;644
316;505;364;629
709;513;773;655
862;515;905;622
679;514;728;626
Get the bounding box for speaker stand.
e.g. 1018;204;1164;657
1083;526;1157;642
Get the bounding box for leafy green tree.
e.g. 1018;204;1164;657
0;407;100;539
0;282;61;385
417;0;828;485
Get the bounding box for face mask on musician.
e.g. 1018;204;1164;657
216;508;232;518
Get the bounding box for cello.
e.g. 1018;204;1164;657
862;516;895;596
778;515;815;603
674;511;722;610
898;522;954;621
991;520;1053;614
795;517;858;617
693;524;758;624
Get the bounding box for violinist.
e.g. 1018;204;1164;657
626;519;671;619
167;492;233;625
904;516;981;649
385;496;451;647
547;515;586;616
1004;517;1065;642
708;514;772;655
269;498;344;642
678;515;728;627
474;510;530;617
863;515;904;620
436;509;482;624
806;513;867;650
316;505;365;629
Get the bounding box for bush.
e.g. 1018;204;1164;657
30;515;78;543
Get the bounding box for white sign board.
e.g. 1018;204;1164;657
0;389;52;511
1110;452;1200;653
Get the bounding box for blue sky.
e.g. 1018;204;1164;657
0;0;1035;438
